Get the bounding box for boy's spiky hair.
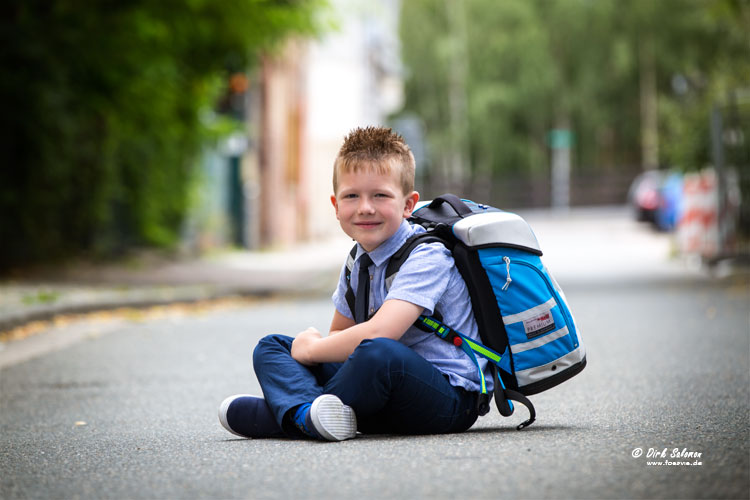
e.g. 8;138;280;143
332;126;416;194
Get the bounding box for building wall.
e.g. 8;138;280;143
182;1;404;253
254;0;405;247
258;44;306;248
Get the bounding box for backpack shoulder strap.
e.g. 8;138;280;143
384;232;451;291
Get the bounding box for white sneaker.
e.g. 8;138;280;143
308;394;357;441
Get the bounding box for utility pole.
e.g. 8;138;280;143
445;0;470;192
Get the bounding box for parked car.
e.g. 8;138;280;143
628;170;666;224
627;169;683;231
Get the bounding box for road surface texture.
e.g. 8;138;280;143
1;207;748;499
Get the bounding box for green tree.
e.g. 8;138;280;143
397;0;748;207
0;0;323;270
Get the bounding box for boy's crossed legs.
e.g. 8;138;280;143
219;335;478;441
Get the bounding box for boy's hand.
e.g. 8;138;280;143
291;327;322;366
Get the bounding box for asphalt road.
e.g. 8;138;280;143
1;208;749;499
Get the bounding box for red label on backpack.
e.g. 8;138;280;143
523;312;555;339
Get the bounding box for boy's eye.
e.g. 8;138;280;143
343;193;358;199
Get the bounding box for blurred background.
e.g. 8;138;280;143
0;5;748;497
1;0;748;272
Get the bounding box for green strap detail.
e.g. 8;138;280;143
418;315;504;364
463;337;503;364
417;315;524;421
420;316;443;335
458;339;487;393
416;315;507;396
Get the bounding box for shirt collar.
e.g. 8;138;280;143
355;220;413;267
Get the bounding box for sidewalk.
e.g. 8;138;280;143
0;236;354;334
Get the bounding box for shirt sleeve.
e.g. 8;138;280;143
331;262;354;320
384;242;453;316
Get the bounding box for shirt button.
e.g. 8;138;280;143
370;308;375;314
369;275;373;281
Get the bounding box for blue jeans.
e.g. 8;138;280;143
253;334;479;436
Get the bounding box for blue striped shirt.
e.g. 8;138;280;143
332;220;492;393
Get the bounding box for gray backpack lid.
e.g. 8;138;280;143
452;212;542;254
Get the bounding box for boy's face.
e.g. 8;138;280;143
331;166;419;253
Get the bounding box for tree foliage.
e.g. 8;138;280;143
398;0;749;195
0;0;322;269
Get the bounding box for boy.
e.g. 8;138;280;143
219;126;492;441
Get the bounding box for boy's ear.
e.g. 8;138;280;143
402;191;420;218
330;194;339;219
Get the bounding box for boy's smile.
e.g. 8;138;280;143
331;168;419;253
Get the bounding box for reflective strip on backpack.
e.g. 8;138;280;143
458;340;488;394
511;326;569;354
514;346;585;387
463;336;503;364
415;315;498;396
501;297;557;325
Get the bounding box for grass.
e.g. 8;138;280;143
21;290;61;305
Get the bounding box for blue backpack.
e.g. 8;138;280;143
344;194;586;429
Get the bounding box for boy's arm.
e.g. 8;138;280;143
328;309;355;336
291;299;423;365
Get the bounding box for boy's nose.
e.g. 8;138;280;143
358;197;376;213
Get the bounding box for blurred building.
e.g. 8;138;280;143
189;0;404;252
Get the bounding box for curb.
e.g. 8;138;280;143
0;287;275;334
0;276;339;336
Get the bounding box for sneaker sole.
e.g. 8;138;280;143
219;394;255;438
310;395;357;441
